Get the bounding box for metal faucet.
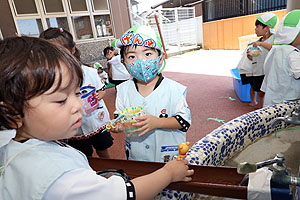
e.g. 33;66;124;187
271;106;300;128
237;153;300;187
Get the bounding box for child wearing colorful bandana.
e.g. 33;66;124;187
112;25;192;163
261;10;300;107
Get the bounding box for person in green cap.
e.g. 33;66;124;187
111;25;191;163
238;12;279;108
94;62;109;85
261;9;300;107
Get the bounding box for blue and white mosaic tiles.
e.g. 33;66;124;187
188;100;300;167
161;100;300;200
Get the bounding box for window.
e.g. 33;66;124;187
8;0;113;41
13;0;38;15
94;15;112;37
92;0;108;11
46;17;69;31
72;16;93;40
43;0;64;13
17;19;43;37
69;0;88;12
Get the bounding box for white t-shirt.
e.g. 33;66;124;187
109;55;130;80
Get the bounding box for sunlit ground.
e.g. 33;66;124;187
164;49;242;77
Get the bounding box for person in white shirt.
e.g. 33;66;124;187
40;28;113;158
103;46;130;86
111;25;191;162
94;62;109;85
237;12;279;108
261;10;300;107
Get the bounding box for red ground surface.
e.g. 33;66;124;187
102;72;257;159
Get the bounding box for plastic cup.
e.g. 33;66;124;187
248;46;261;57
80;86;99;115
120;106;145;137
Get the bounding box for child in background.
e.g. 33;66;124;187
261;9;300;107
40;28;113;158
94;62;109;85
0;36;194;200
112;25;191;163
103;46;130;86
238;12;278;108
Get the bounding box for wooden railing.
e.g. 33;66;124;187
88;158;247;199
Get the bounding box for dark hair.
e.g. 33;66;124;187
40;28;75;52
103;46;115;57
255;19;268;28
40;28;91;66
0;36;83;130
120;45;161;61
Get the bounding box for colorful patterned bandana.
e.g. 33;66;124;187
124;55;162;83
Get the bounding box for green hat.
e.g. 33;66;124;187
274;9;300;45
93;62;103;70
116;25;162;51
116;25;166;73
256;12;279;33
111;39;117;48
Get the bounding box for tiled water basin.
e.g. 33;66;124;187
223;126;300;200
224;126;300;177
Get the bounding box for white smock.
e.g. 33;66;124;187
261;45;300;107
0;130;15;147
251;34;274;76
237;48;253;75
237;35;274;76
109;55;131;80
115;77;191;162
74;65;110;139
0;139;128;200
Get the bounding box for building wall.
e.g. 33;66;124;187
194;2;203;17
202;9;286;50
0;0;132;64
0;0;16;38
110;0;132;38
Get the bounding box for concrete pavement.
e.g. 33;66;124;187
164;49;243;77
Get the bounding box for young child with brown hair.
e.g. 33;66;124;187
0;36;194;200
40;28;113;158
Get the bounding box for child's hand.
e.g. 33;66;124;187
133;114;159;136
109;121;124;133
252;41;260;47
162;159;194;183
246;49;253;61
95;90;105;101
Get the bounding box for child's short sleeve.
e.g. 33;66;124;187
173;89;191;132
43;168;134;200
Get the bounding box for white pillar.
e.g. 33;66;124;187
287;0;300;12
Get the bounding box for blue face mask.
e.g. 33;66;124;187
125;55;162;83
